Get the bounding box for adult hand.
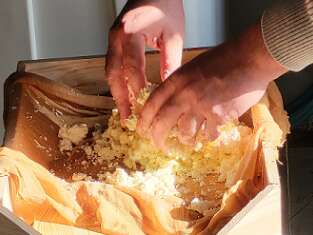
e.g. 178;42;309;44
105;0;185;120
138;22;288;149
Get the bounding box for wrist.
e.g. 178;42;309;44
235;20;288;83
196;20;287;85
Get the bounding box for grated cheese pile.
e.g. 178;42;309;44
57;85;253;216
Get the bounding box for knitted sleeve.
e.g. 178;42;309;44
262;0;313;71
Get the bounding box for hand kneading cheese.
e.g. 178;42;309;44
0;79;289;235
57;85;253;216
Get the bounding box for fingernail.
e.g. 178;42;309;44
163;69;172;79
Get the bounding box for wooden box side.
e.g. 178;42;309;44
17;49;207;95
218;142;282;235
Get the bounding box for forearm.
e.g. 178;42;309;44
234;21;288;82
194;21;287;85
262;0;313;72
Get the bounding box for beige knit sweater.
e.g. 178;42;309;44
262;0;313;71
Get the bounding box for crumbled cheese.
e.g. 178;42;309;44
194;142;203;152
72;172;92;181
59;124;88;145
58;124;88;152
84;146;93;156
59;139;73;152
105;160;179;198
57;84;253;216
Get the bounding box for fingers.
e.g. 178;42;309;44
148;85;198;149
151;107;222;149
197;116;221;142
122;34;147;100
106;30;131;120
138;75;225;147
137;74;191;136
106;26;148;120
177;113;205;145
160;32;184;80
122;7;164;36
150;101;187;150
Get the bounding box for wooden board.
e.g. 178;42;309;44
17;49;207;95
218;142;282;235
219;186;282;235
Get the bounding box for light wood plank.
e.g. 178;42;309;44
218;186;282;235
17;49;207;95
262;142;280;185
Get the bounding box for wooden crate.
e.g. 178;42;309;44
0;49;285;235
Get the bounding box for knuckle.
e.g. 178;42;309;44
163;77;177;93
180;87;198;108
184;87;196;99
152;117;170;138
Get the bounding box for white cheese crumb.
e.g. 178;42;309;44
72;173;89;181
106;161;180;198
58;124;88;152
59;124;88;145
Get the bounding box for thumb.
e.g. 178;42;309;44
160;33;184;81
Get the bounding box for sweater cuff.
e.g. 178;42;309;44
262;0;313;72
